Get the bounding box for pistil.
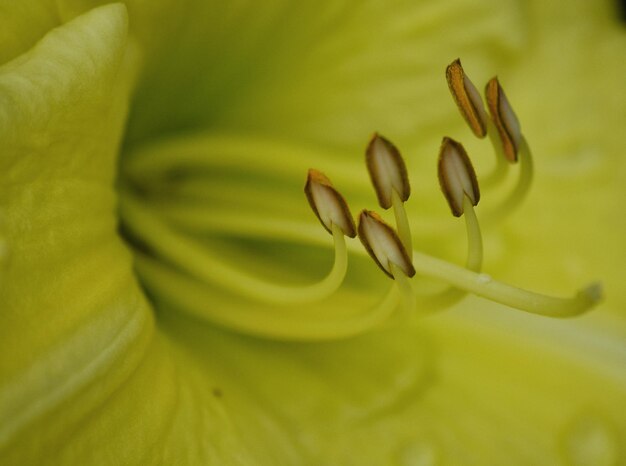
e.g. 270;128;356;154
120;59;602;342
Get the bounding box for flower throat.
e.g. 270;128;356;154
119;59;602;341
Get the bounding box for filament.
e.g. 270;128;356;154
121;193;348;305
485;136;533;223
391;263;416;316
122;132;364;191
134;251;400;341
415;195;483;311
391;189;413;259
481;118;510;188
484;135;534;224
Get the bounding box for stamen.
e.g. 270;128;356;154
484;135;534;224
357;210;415;279
366;134;413;255
391;262;416;316
485;77;522;163
365;133;410;209
415;178;483;312
437;137;480;217
469;73;533;221
136;249;402;340
446;58;489;138
391;189;413;258
121;192;350;305
123;184;407;341
478;120;509;189
304;169;356;238
462;196;483;272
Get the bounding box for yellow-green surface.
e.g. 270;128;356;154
1;1;625;465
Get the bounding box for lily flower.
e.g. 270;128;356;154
1;1;625;465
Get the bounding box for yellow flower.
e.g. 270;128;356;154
1;1;625;465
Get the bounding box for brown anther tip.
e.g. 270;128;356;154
446;58;489;139
365;133;410;209
357;210;416;279
438;137;480;217
305;169;356;238
485;77;522;163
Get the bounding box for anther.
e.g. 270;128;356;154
485;77;522;163
446;58;489;138
305;169;356;237
438;137;480;217
357;210;415;279
365;133;410;209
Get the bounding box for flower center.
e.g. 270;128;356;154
117;60;602;341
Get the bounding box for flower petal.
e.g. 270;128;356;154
0;3;153;460
122;0;524;151
3;0;625;464
144;305;626;465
